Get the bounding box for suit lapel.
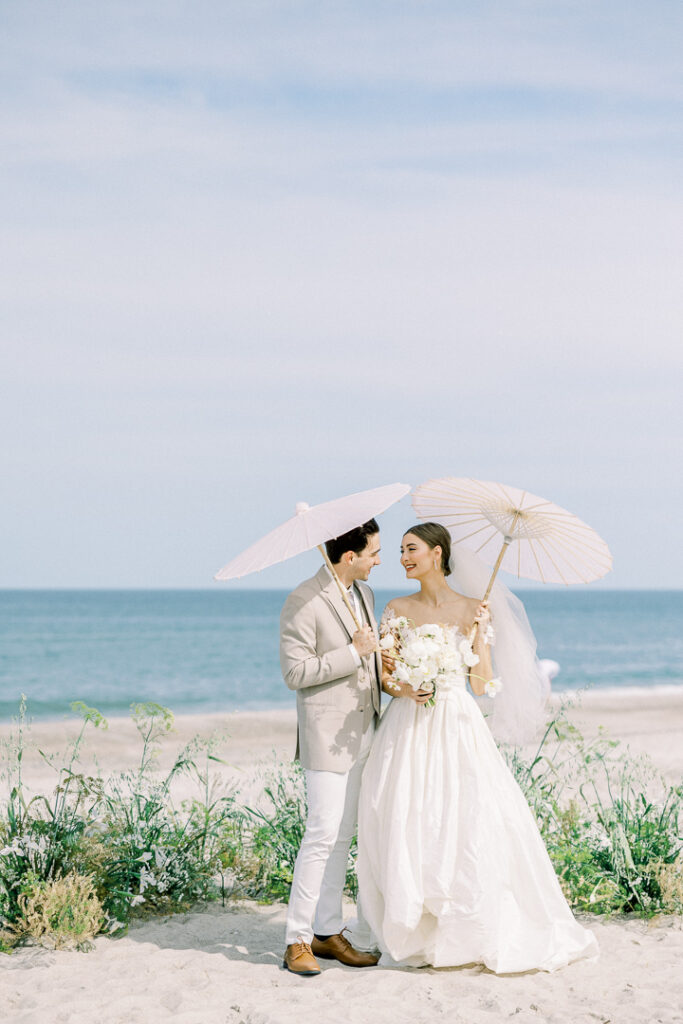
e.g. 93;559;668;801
356;583;382;711
317;568;358;640
316;569;381;712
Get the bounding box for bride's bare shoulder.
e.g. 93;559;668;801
384;594;420;615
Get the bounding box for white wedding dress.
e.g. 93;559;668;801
356;615;598;974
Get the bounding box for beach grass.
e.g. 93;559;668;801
504;705;683;915
1;696;681;953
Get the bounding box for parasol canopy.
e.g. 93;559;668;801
215;482;411;629
411;476;612;593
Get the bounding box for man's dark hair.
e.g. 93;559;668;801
325;518;379;565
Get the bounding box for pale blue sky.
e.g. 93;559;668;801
1;1;681;589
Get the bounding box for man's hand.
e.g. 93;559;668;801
352;626;378;657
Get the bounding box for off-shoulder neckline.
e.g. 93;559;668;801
382;609;470;636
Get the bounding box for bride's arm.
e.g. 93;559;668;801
468;602;494;696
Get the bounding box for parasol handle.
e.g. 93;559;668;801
467;534;514;646
317;544;363;631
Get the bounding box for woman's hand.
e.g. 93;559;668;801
400;683;434;705
381;650;396;678
381;653;432;703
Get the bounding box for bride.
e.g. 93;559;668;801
355;522;598;973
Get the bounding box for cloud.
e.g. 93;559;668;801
1;1;681;586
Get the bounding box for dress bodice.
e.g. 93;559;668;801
379;609;490;699
379;604;500;702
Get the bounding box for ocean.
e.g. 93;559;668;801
1;590;682;722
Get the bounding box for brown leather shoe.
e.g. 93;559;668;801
283;937;321;976
311;930;379;967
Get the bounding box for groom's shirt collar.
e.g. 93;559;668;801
323;564;359;608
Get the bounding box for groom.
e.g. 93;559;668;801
279;518;383;976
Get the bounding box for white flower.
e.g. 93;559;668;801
379;634;395;650
415;623;445;643
409;637;441;663
458;639;479;667
408;666;429;689
84;821;107;838
440;647;464;673
386;616;408;631
393;661;410;683
484;677;503;697
130;894;146;907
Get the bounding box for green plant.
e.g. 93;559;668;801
14;871;104;950
1;699;241;947
503;699;683;916
2;693;681;954
0;698;104;927
81;703;239;926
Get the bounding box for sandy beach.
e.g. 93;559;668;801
1;690;682;1024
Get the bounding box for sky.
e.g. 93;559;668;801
1;1;681;590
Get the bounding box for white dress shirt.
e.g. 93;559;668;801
323;565;363;666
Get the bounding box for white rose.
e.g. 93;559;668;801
379;634;396;650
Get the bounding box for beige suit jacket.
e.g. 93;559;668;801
280;565;382;772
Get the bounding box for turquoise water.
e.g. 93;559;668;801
0;590;682;721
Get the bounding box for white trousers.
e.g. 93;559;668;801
285;723;375;948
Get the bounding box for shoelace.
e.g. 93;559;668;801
292;937;313;958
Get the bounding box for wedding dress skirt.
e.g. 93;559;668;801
356;681;598;973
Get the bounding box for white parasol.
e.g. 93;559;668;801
412;476;612;637
215;482;411;629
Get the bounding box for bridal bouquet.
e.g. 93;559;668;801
379;615;502;706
